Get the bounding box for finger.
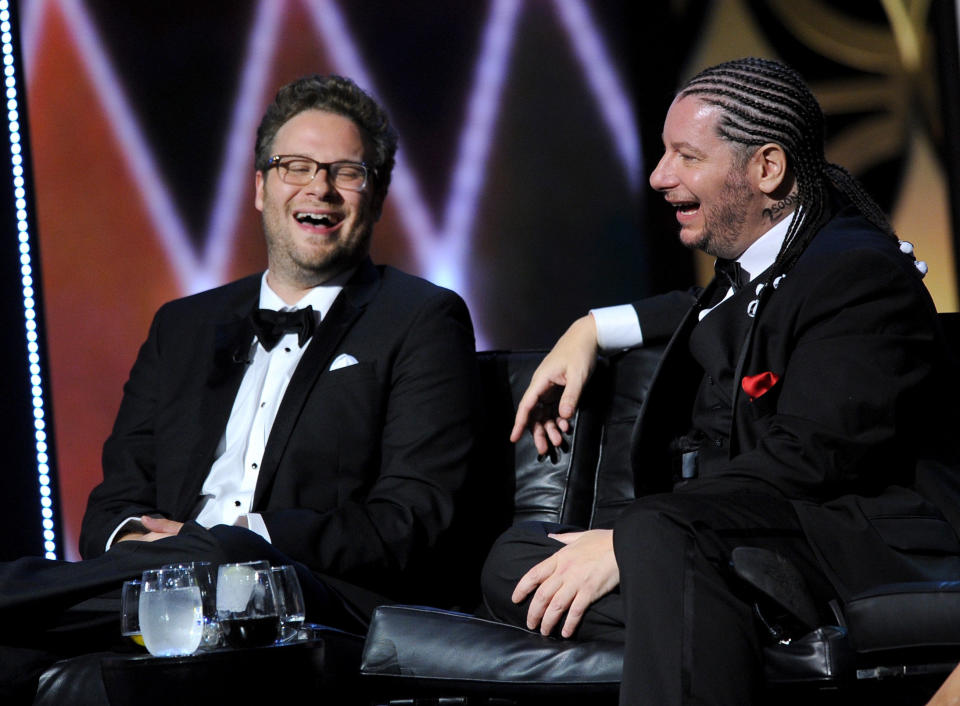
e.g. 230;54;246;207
539;583;578;636
512;559;552;604
526;574;563;630
557;377;584;419
141;516;174;531
543;419;564;449
531;423;549;456
141;517;184;536
510;406;532;443
561;590;593;638
140;516;165;530
510;382;552;443
546;532;584;545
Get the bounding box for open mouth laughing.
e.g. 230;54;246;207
669;199;700;223
294;211;344;229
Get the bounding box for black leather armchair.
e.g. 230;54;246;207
360;315;960;705
25;318;960;705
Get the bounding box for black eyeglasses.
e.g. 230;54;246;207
266;155;371;192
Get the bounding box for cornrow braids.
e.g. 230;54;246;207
677;57;896;281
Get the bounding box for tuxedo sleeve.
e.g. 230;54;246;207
257;289;477;590
79;309;168;558
696;247;940;501
632;290;699;343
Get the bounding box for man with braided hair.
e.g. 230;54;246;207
482;57;960;704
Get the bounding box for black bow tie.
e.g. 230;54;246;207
714;258;750;291
249;306;316;351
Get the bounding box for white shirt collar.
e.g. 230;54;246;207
258;267;355;320
734;215;792;282
698;214;795;321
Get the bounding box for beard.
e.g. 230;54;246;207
684;169;752;259
261;212;374;289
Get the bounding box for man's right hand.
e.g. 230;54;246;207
114;516;183;544
510;315;599;455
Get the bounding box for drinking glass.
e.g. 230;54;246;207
162;561;220;649
120;579;144;647
216;563;281;648
271;565;306;642
139;567;204;657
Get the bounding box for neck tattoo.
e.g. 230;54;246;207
762;193;798;223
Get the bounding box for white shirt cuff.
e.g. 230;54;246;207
590;305;643;351
243;513;272;543
106;516;146;551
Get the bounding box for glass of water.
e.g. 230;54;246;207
139;567;204;657
162;561;220;649
271;565;306;642
120;579;144;647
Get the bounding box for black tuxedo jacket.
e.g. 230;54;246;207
629;205;960;599
79;259;477;598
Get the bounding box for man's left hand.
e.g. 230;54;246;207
511;529;619;638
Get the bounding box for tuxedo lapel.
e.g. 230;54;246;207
629;284;719;494
177;286;258;516
253;260;381;506
727;281;774;456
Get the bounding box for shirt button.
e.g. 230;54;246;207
251;462;258;470
284;347;291;353
234;500;241;507
260;401;266;408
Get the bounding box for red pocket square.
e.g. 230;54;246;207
741;371;780;401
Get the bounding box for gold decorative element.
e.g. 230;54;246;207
765;0;939;169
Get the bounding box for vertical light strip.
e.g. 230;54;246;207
552;0;642;191
303;0;438;272
18;0;43;78
303;0;522;348
3;0;58;558
434;0;521;294
56;0;201;292
200;0;285;288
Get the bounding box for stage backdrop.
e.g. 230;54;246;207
18;0;958;559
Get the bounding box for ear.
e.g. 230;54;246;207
254;170;265;212
751;143;788;195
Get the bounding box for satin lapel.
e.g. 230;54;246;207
253;261;380;506
628;283;719;494
177;293;258;516
728;284;771;456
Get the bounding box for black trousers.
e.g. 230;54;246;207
481;490;837;706
0;522;378;702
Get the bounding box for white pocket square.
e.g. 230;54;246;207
329;353;359;371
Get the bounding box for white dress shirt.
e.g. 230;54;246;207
106;269;352;549
591;217;791;351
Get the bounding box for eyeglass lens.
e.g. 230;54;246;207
273;157;367;191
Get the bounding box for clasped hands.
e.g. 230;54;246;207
114;515;184;543
115;514;251;543
509;314;620;637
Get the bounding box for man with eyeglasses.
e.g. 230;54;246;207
0;75;476;679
